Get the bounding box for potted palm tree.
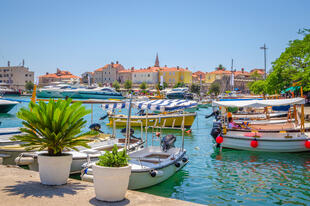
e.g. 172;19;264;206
11;99;95;185
93;144;131;202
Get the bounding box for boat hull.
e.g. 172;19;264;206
108;113;196;129
221;132;310;152
128;154;188;190
0;104;17;113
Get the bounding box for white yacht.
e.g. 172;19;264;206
36;84;72;98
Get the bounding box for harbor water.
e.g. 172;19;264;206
2;97;310;205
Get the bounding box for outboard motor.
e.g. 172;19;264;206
89;123;103;133
161;134;176;152
210;121;222;141
120;128;139;139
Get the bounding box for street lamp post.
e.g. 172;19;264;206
260;44;268;79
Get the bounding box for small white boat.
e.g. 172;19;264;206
222;131;310;152
17;137;143;174
81;145;188;189
81;95;189;189
211;98;310;153
0;99;19;113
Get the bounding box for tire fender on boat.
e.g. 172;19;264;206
149;170;164;177
175;162;181;168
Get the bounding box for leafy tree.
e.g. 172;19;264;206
140;82;147;90
25;81;34;91
124;80;132;90
157;82;168;90
173;82;185;88
112;80;120;91
190;84;200;94
209;82;220;95
98;83;103;87
11;99;97;156
215;64;226;71
250;71;262;81
250;80;267;95
266;28;310;93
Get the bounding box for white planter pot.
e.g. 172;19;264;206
93;164;131;202
38;153;72;185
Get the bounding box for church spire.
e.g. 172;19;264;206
154;53;159;67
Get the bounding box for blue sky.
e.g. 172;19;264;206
0;0;309;78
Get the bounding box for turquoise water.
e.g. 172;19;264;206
3;97;310;205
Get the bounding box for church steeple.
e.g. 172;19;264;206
154;53;160;67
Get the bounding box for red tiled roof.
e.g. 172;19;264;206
95;63;124;72
39;69;80;79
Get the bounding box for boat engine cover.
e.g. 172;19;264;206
161;135;176;152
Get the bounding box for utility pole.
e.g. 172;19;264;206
260;44;267;79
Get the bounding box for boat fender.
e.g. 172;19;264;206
149;170;157;177
251;139;258;148
81;174;94;183
305;140;310;148
15;157;34;165
175;162;181;168
182;157;188;163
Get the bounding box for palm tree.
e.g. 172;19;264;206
216;64;226;71
11;99;96;156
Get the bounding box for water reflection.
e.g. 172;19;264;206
209;150;310;205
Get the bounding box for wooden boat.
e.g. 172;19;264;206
103;99;198;129
211;98;310;152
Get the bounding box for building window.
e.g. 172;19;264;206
11;74;13;77
148;74;150;77
169;72;171;75
25;74;28;77
173;72;175;75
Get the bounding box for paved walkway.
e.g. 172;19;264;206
0;165;201;206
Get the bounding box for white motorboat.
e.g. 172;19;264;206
19;137;143;174
81;96;189;189
36;84;72;98
0;99;19;113
211;98;310;153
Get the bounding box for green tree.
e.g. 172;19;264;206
173;82;185;88
251;71;262;81
112;80;120;91
140;82;147;90
11;99;97;156
216;64;226;71
250;80;267;95
25;81;34;91
266;28;310;93
98;83;103;87
124;80;132;90
190;84;200;94
157;82;168;90
209;82;220;95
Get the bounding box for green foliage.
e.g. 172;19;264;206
140;82;147;90
266;29;310;93
215;64;226;71
173;82;185;88
124;80;132;90
96;144;130;167
157;82;168;90
112;80;120;91
11;99;96;156
209;82;220;95
98;83;103;87
250;80;267;95
190;84;200;94
25;81;34;91
250;71;262;81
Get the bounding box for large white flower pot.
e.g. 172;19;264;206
93;164;131;202
38;153;72;185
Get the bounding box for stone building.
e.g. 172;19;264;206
38;68;80;86
132;67;159;85
118;68;133;84
0;61;34;90
93;61;125;85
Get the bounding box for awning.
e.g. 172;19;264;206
212;98;305;108
135;99;198;112
102;99;198;112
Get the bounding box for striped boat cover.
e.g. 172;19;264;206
102;99;197;112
